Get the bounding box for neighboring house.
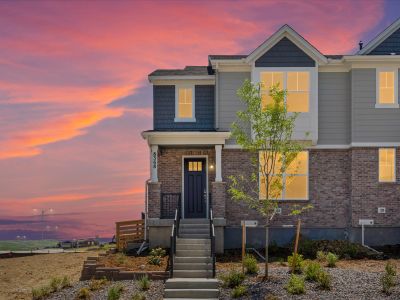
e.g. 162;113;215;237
142;19;400;252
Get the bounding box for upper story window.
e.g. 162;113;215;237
175;85;196;122
259;151;309;200
260;71;309;112
376;68;399;108
379;148;396;182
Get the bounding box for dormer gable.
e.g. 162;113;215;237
358;18;400;55
246;24;328;66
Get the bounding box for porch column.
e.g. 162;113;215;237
150;145;158;182
215;144;222;182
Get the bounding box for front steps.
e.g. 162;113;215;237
164;219;218;300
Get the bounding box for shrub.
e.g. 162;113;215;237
278;257;286;266
131;293;146;300
32;286;51;300
316;251;326;262
231;285;247;298
116;253;127;265
304;261;322;281
326;252;338;268
89;278;108;291
50;277;62;292
317;270;331;290
243;254;259;274
381;261;397;294
76;287;91;300
285;274;305;295
287;253;304;273
61;276;72;288
150;247;166;257
107;284;124;300
148;255;161;266
138;275;151;291
221;269;245;288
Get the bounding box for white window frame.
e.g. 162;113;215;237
378;148;396;183
375;68;399;108
174;84;196;122
259;151;309;201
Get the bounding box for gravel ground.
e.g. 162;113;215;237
48;279;164;300
219;266;400;300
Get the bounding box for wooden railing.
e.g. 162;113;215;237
116;219;145;251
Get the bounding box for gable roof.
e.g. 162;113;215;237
148;66;213;77
358;18;400;55
245;24;328;65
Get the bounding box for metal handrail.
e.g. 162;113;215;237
209;209;216;277
170;207;181;278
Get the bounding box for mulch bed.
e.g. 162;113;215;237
98;253;169;272
218;262;400;300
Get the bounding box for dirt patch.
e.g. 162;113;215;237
98;253;168;271
0;251;96;300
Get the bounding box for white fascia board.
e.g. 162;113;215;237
343;55;400;62
357;18;400;55
141;131;231;146
245;25;328;65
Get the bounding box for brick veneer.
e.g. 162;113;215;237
222;149;352;228
351;147;400;227
148;182;161;218
150;146;400;229
211;181;226;218
158;147;216;194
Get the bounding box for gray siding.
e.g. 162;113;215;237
351;69;400;142
217;72;251;136
368;28;400;55
318;72;351;144
153;85;215;131
255;37;315;67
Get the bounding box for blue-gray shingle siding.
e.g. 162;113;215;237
368;28;400;55
255;37;315;67
153;85;215;131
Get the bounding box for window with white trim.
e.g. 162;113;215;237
175;85;195;122
379;148;396;182
260;71;309;112
259;151;309;200
376;69;399;108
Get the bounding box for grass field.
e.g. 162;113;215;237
0;239;58;251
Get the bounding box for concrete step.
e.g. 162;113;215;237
176;244;211;251
179;228;209;234
176;238;210;245
173;262;212;270
176;249;210;257
180;223;209;229
180;219;209;225
175;256;212;264
179;234;210;239
164;289;219;298
173;270;213;278
165;278;218;289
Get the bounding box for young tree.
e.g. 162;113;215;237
228;79;311;279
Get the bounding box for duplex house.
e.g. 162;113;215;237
142;19;400;252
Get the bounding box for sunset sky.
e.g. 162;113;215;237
1;0;399;240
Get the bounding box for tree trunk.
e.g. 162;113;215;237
265;223;269;279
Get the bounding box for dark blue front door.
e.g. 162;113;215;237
184;158;207;218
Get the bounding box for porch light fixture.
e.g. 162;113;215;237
209;164;214;170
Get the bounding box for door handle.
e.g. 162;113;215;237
203;189;207;200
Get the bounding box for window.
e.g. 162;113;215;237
379;148;396;182
259;151;308;200
260;71;309;112
376;69;398;108
175;85;195;122
189;161;202;172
